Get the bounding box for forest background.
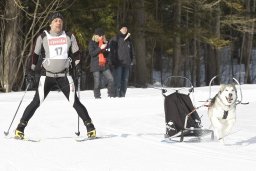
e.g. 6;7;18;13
1;0;256;92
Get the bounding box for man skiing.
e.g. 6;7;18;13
14;12;96;139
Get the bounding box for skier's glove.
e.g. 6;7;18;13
75;63;82;77
26;69;35;84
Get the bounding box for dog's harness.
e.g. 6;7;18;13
205;94;236;120
216;95;236;120
222;111;229;119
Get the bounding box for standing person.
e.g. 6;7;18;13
14;12;96;139
109;24;135;97
88;28;114;99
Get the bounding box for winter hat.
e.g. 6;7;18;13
49;12;63;23
119;23;128;30
94;28;105;36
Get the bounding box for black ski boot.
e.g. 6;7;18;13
15;120;27;139
84;121;96;138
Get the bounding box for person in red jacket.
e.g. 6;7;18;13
88;28;114;99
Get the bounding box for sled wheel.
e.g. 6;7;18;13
180;130;184;142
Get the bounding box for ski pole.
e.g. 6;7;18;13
4;83;30;136
75;76;81;136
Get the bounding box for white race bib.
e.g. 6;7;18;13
45;31;68;59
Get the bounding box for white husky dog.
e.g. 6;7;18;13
208;84;237;143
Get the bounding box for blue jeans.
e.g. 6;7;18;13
93;69;114;98
113;65;130;97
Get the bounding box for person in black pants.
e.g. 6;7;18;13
109;24;135;97
15;12;96;139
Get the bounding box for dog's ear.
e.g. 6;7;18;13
231;83;236;88
231;83;237;93
220;84;225;92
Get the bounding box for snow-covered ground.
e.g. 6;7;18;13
0;85;255;171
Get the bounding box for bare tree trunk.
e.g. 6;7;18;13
205;45;216;84
242;0;254;83
171;0;182;86
205;4;221;85
117;0;129;26
185;10;190;82
195;41;201;87
193;3;201;87
149;39;156;84
0;2;5;91
2;0;20;92
193;30;201;87
132;0;147;87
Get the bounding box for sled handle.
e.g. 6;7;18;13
208;75;248;105
208;75;217;100
232;77;242;104
232;77;249;105
163;76;194;91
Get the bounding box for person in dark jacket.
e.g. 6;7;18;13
109;24;135;97
14;12;96;139
88;28;114;98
